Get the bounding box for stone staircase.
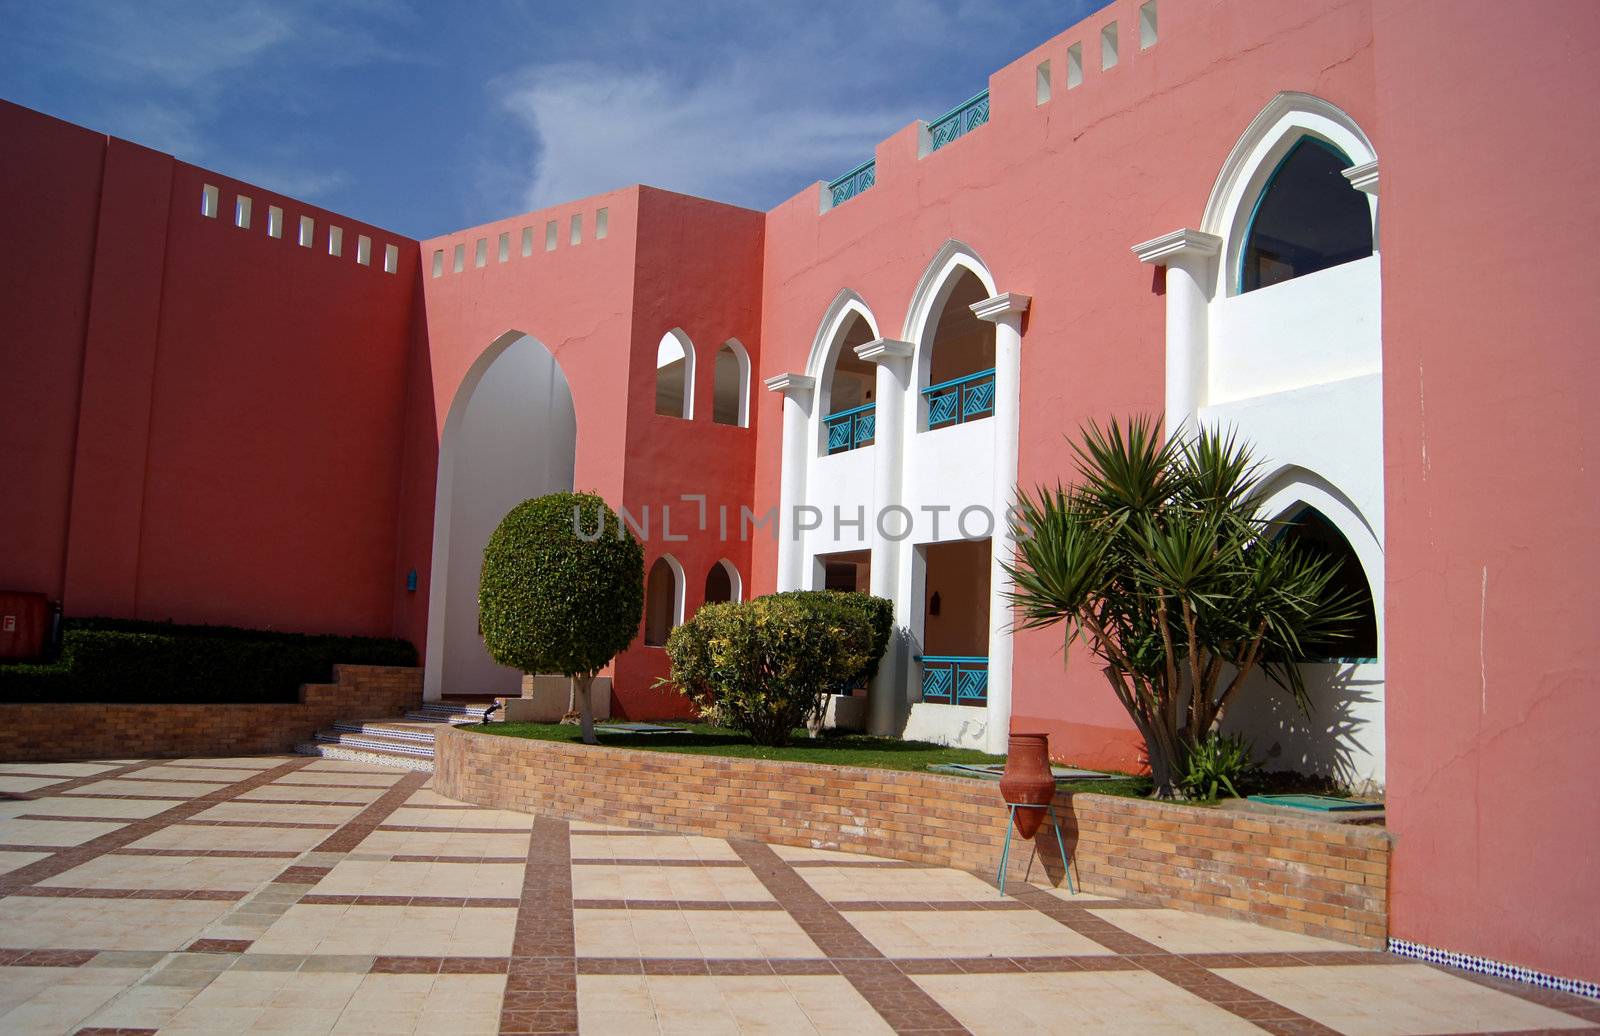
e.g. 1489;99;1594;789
296;700;495;771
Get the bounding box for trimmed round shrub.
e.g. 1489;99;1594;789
478;492;644;740
664;592;889;746
767;590;892;694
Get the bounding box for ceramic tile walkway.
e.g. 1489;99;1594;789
0;755;1594;1035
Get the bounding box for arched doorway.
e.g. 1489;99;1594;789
423;332;577;700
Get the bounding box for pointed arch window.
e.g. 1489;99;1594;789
712;340;750;427
1240;137;1373;293
644;556;684;646
703;559;742;606
656;331;695;419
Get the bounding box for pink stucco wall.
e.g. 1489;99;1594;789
1373;0;1600;986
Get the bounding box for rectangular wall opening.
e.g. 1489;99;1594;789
298;216;315;248
452;243;466;272
545;220;558;251
1035;60;1052;105
521;226;534;256
497;232;510;262
268;206;284;238
596;208;609;239
473;237;488;267
432;249;445;278
383;244;399;273
1101;21;1119;70
201;184;219;218
1140;0;1158;48
234;195;252;229
356;234;372;266
569;213;583;245
918;538;992;707
328;226;343;257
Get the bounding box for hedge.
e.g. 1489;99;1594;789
0;618;416;704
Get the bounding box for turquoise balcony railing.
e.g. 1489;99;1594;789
928;90;991;152
824;402;875;454
919;656;988;707
923;367;996;430
828;159;876;208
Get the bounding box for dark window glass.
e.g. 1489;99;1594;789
1241;138;1372;292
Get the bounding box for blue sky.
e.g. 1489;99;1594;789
0;1;1105;239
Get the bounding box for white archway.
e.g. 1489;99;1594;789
704;558;743;605
656;328;696;420
1221;465;1387;787
1201;92;1378;298
806;289;882;454
713;338;751;428
903;241;999;430
423;331;577;700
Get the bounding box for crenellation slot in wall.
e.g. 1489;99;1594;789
474;237;488;268
298;215;315;248
383;244;399;273
1101;20;1119;70
596;208;609;239
268;205;284;238
452;243;466;273
569;213;582;246
1140;1;1158;49
1067;42;1084;88
498;232;510;262
234;195;252;229
545;220;558;251
201;184;219;218
432;249;445;278
357;234;372;266
1036;60;1052;105
329;226;343;257
521;226;534;256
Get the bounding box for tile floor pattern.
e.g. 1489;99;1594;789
0;756;1593;1035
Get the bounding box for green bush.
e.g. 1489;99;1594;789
664;592;888;746
0;619;416;704
1179;731;1263;801
478;492;644;743
767;590;892;694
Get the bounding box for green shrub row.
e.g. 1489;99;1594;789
0;619;416;704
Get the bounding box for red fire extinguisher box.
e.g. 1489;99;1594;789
0;592;49;661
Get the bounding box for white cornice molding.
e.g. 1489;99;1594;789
970;292;1032;322
1343;159;1379;195
763;372;815;397
1131;228;1223;265
854;338;914;364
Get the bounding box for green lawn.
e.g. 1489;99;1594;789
472;721;1155;796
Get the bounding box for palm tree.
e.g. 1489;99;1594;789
1005;418;1357;798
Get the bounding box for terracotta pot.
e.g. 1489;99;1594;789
999;732;1056;838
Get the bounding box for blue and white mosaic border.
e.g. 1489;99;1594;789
1389;937;1599;1001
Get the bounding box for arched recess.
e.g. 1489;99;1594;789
423;331;577;700
712;339;751;428
703;559;742;607
1200;92;1378;298
644;554;686;647
903;241;999;431
806;290;882;455
1222;466;1386;786
655;329;696;419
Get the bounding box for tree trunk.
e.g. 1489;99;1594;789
1146;737;1185;800
573;671;597;745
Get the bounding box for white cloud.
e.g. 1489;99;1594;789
497;59;910;212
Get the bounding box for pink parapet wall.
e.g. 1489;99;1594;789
1374;0;1600;987
0;100;419;637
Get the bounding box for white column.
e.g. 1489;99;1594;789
971;292;1030;755
855;338;914;735
1131;229;1221;439
763;373;815;591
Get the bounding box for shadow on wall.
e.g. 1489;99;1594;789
1222;662;1383;791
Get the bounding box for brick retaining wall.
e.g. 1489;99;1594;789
434;726;1391;948
0;665;422;761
